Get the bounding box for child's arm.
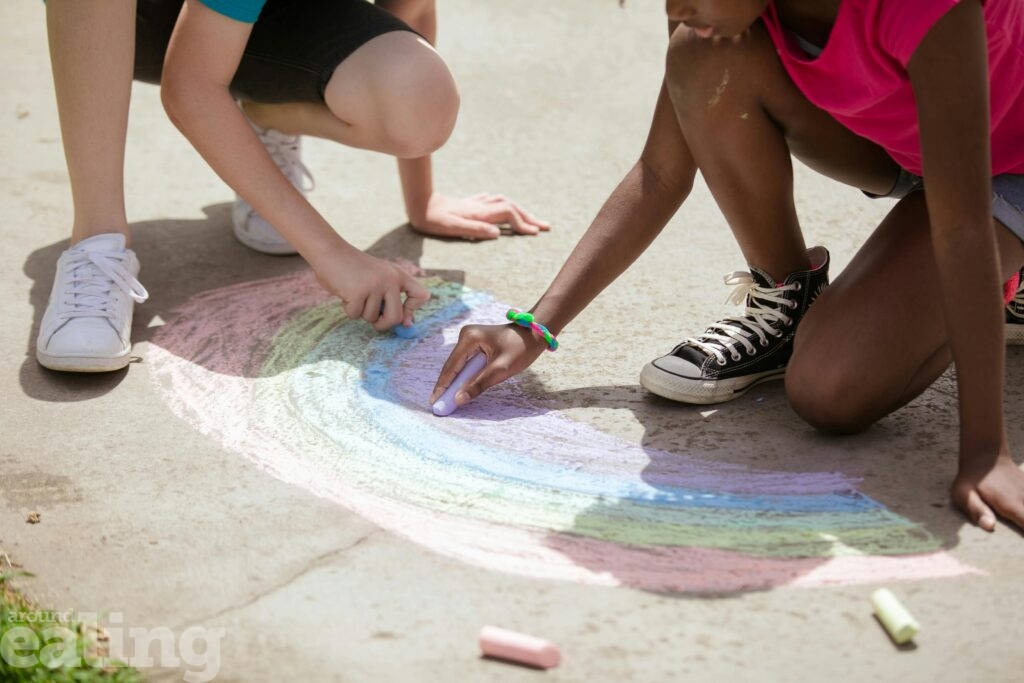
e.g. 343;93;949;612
161;0;427;329
376;0;551;240
431;71;696;406
908;0;1024;530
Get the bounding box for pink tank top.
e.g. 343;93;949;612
761;0;1024;176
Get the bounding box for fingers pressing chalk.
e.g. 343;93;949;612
433;353;487;416
871;588;919;645
479;626;561;669
380;301;419;338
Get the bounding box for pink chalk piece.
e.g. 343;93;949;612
432;352;487;416
479;626;561;669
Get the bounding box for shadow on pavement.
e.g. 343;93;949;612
19;203;454;400
529;355;1024;595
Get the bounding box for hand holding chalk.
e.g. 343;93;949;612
431;323;552;411
432;352;487;416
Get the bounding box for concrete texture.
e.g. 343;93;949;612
2;1;1024;681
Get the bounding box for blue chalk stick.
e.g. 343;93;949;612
432;352;487;416
392;323;419;339
380;300;418;338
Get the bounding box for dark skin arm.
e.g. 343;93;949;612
431;20;695;406
909;0;1024;531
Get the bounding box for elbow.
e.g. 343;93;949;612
159;63;203;135
639;154;695;201
160;70;188;133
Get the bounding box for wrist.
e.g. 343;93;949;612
530;298;570;337
303;233;359;272
509;322;553;354
405;192;435;229
507;309;559;351
956;442;1008;478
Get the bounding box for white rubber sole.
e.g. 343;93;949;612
639;362;786;405
36;348;132;373
1007;322;1024;345
232;222;299;256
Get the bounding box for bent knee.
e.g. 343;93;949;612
325;31;459;157
381;63;459;158
350;32;460;158
785;357;879;435
664;30;720;111
664;22;775;114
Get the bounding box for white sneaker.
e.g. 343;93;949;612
36;233;149;372
232;117;314;255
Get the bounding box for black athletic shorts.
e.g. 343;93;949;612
133;0;415;104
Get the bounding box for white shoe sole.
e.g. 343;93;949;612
1007;323;1024;345
232;221;298;256
36;348;132;373
639;362;786;405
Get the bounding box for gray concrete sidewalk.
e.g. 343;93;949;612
2;1;1023;681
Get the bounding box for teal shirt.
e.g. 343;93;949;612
44;0;266;24
198;0;266;23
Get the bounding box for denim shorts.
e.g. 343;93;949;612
133;0;415;104
993;174;1024;244
871;170;1024;244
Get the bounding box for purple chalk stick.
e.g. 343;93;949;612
432;352;487;417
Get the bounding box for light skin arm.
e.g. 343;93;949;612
908;0;1024;530
160;0;427;329
376;0;551;239
431;22;696;405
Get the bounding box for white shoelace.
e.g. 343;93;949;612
684;271;800;365
261;131;315;193
59;249;149;322
1013;278;1024;310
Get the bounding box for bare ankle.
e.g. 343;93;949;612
71;225;131;247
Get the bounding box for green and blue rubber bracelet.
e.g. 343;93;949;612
506;309;559;351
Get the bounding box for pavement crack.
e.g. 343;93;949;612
174;529;379;630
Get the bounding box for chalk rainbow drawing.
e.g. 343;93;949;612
147;272;976;593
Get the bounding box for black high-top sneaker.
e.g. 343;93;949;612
1007;268;1024;345
640;246;830;405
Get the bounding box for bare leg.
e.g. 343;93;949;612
787;198;1024;433
242;32;458;159
664;24;898;281
640;22;932;406
47;0;136;245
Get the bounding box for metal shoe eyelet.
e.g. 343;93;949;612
794;282;802;291
731;353;741;362
760;338;769;347
716;357;727;366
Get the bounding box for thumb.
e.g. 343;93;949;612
957;486;997;531
455;358;511;407
401;273;430;327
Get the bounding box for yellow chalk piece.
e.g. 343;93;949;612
871;588;920;645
